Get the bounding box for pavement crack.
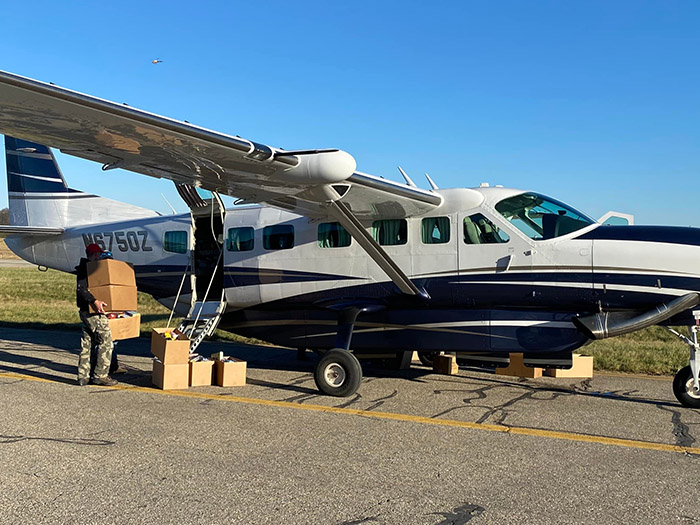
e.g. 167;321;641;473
366;390;398;411
657;405;697;448
0;434;114;446
335;393;362;408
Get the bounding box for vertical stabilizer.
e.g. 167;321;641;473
5;135;158;227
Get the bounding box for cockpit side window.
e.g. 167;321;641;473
463;213;509;245
495;192;594;240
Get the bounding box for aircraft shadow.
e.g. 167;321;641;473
0;326;685;407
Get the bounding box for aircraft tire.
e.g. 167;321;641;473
673;366;700;408
314;349;362;397
417;351;439;367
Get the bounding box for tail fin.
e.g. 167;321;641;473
5;135;158;228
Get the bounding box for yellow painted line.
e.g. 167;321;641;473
2;370;698;455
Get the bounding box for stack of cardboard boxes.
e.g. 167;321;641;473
86;259;140;340
151;328;190;389
150;329;247;390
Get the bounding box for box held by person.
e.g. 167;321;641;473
189;355;214;387
87;259;136;287
215;356;246;387
151;328;190;364
152;359;189;390
107;312;141;340
90;284;138;312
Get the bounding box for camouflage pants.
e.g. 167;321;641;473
78;312;113;380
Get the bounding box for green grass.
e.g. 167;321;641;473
579;326;689;375
0;266;692;375
0;267;255;343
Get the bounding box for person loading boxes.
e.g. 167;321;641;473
76;243;118;386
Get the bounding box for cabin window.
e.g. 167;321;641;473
421;217;451;244
318;222;351;248
263;225;294;250
372;219;407;246
227;227;254;252
495;192;594;240
164;231;188;253
463;214;509;245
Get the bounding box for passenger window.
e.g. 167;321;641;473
463;214;509;245
263;225;294;250
318;222;351;248
421;217;450;244
227;227;254;252
372;219;407;246
164;231;188;254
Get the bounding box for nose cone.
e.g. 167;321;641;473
585;225;700;308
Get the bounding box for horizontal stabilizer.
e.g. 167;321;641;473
0;225;64;236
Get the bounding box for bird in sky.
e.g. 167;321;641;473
152;59;163;64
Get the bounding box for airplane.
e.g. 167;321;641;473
0;70;699;407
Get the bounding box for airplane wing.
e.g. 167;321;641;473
0;71;442;295
0;71;441;221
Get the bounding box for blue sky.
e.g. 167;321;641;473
0;1;698;224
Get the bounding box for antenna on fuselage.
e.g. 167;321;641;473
161;193;177;215
425;173;439;190
397;166;417;187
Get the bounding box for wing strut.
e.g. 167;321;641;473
327;200;428;298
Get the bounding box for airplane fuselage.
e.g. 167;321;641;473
7;186;700;358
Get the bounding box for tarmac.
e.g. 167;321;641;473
1;326;699;524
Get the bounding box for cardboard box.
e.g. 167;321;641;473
545;354;594;378
87;259;136;287
151;328;190;364
108;313;141;340
215;358;246;387
152;360;189;390
495;353;543;378
433;354;459;375
90;285;138;312
189;360;214;387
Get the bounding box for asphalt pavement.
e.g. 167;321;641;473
1;327;699;524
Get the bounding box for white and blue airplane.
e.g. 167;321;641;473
1;70;699;406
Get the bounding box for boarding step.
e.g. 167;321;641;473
177;300;226;354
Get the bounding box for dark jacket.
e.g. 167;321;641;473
76;258;96;312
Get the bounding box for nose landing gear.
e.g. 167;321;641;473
673;365;700;408
667;310;700;408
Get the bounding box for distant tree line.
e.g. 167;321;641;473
0;208;8;225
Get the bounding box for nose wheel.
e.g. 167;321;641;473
673;366;700;408
314;349;362;397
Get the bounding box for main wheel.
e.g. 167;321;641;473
673;366;700;408
314;349;362;397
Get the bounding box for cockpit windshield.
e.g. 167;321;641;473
495;192;594;240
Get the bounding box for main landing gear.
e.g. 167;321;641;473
667;311;700;408
314;349;363;397
311;303;385;397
